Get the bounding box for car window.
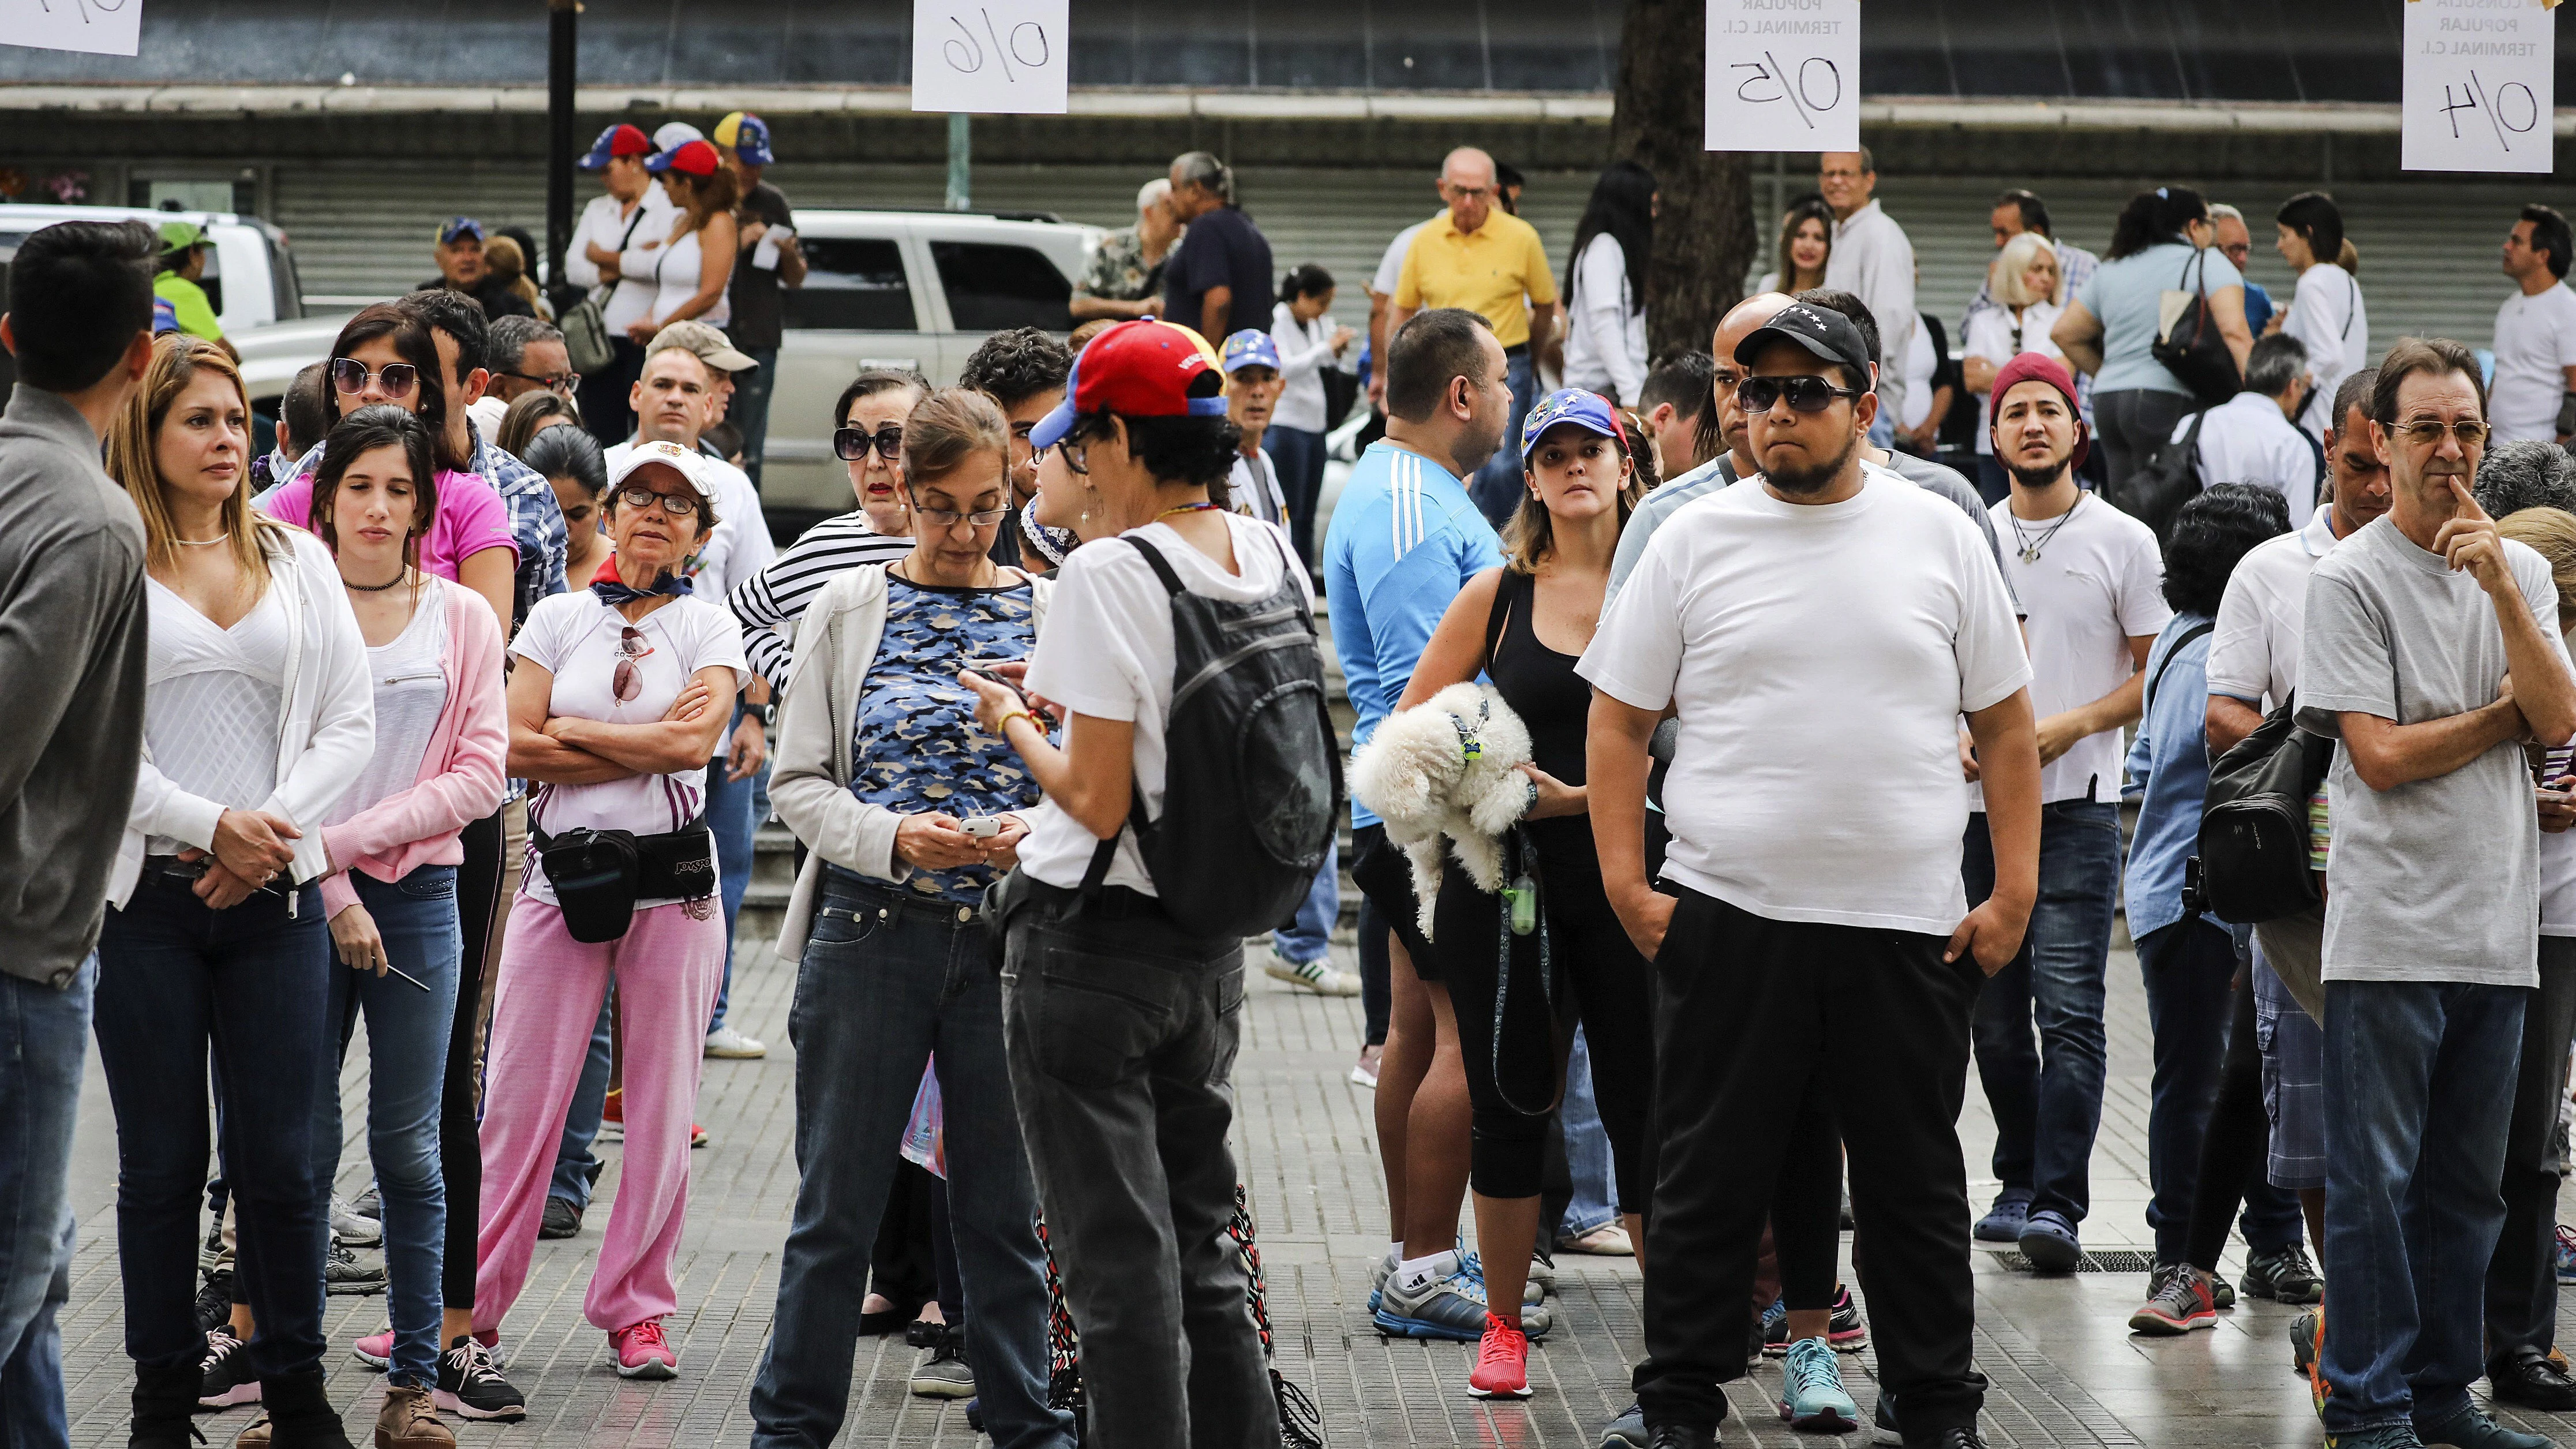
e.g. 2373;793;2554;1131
786;238;916;331
930;242;1071;332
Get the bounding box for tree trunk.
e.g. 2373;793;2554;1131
1612;0;1758;362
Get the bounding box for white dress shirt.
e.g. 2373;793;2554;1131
1824;199;1917;418
2176;391;2319;530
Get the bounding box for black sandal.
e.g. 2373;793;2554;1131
859;1293;927;1338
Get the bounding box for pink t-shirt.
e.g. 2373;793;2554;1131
259;467;517;583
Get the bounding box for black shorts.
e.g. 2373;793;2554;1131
1350;823;1438;979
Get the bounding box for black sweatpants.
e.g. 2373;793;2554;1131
1432;856;1652;1208
1636;886;1986;1442
2183;967;2275;1272
2486;937;2576;1362
442;808;507;1310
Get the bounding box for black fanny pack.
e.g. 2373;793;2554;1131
534;817;715;943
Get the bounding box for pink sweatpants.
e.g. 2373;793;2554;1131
474;894;722;1334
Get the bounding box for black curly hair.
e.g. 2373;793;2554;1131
957;326;1073;411
2162;483;2290;616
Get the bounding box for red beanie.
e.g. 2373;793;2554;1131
1989;352;2090;471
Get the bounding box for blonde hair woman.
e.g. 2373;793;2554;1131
98;334;375;1449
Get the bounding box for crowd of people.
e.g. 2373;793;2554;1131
12;132;2576;1449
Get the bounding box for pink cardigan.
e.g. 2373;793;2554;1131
320;576;510;918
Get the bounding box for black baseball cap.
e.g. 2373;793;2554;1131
1733;301;1872;379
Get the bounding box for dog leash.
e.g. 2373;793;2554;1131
1491;825;1557;1118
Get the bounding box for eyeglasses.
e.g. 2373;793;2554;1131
909;490;1011;529
1736;375;1863;414
506;369;581;395
612;626;654;703
834;425;904;462
2393;418;2492;448
613;485;700;517
331;358;419;399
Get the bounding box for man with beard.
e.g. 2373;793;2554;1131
1964;354;2169;1271
2300;338;2576;1449
1581;300;2039;1449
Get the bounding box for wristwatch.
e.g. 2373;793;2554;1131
741;695;776;728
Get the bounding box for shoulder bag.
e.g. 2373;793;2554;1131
559;206;653;376
2153;247;2242;407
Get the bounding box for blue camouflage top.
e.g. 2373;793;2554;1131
852;575;1041;904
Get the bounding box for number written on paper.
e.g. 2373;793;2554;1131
1705;0;1859;153
911;0;1068;116
2402;0;2555;175
5;0;143;57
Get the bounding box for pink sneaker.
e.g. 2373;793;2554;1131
355;1328;503;1371
609;1319;677;1379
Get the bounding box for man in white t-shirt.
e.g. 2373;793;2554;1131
2297;338;2576;1449
1967;353;2170;1272
2490;204;2576;445
1581;301;2038;1449
2175;332;2323;530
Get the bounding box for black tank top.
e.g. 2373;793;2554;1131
1483;570;1596;872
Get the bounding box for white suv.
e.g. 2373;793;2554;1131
761;208;1098;522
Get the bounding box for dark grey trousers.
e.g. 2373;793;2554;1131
2485;937;2576;1362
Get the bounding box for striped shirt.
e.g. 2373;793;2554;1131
728;509;915;691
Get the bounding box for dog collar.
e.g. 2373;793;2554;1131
1449;697;1489;762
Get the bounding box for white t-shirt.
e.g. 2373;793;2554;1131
510;591;749;907
325;595;449;828
2281;264;2367;445
2206;505;2344;710
1372;219;1437;298
1578;473;2030;935
2178;391;2318;531
1980;493;2170;806
1017;513;1311;895
605;440;775;606
2491;282;2576;444
1227;446;1289;530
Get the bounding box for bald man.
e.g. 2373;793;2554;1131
1392;146;1560;526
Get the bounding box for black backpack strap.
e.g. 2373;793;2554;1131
1122;533;1188;596
2146;620;2215;714
1078;782;1154;900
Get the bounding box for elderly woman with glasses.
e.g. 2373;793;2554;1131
748;387;1072;1449
470;440;746;1387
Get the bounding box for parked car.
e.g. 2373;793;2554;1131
0;203;345;422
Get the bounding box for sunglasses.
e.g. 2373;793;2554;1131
331;358;419;399
612;626;654;704
835;425;904;462
506;369;581;395
2392;418;2491;449
614;485;701;517
1736;375;1863;415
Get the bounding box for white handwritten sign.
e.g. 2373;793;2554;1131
2402;0;2555;174
911;0;1068;115
1704;0;1859;153
3;0;142;57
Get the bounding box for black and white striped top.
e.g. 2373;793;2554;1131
728;510;916;691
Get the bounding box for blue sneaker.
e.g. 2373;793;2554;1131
1777;1338;1858;1433
1600;1402;1649;1448
1973;1189;2032;1244
2017;1208;2082;1272
1760;1296;1791;1357
2413;1402;2547;1449
1458;1248;1545;1307
2556;1225;2576;1284
1375;1266;1552;1341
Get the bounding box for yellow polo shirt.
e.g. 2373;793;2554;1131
1393;209;1558;349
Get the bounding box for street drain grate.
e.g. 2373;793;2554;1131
1991;1248;2161;1274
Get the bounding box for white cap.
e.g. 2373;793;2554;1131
653;122;706;152
609;440;718;507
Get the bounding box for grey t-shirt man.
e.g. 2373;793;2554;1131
2297;515;2569;985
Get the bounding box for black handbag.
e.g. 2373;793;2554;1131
2152;248;2242;407
1319;366;1361;428
2123;406;2210;539
2189;693;2334;924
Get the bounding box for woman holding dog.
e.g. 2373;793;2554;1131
1386;388;1652;1399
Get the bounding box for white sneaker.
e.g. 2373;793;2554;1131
703;1026;767;1058
331;1195;382;1248
1265;950;1361;997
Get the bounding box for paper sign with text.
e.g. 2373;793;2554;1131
1704;0;1859;153
4;0;141;57
912;0;1068;115
2402;0;2555;174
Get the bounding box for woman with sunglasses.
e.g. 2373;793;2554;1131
1375;390;1653;1403
98;335;376;1449
730;369;926;694
750;388;1071;1448
259;303;521;639
473;440;746;1383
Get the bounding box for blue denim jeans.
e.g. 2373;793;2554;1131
1469;349;1537;529
1559;1025;1619;1239
704;752;765;1034
1272;842;1336;966
0;958;92;1449
2135;918;2301;1261
319;867;461;1388
2320;979;2525;1435
735;346;779;489
94;870;333;1378
749;869;1070;1449
1965;800;2121;1226
1266;424;1330;566
549;995;614;1211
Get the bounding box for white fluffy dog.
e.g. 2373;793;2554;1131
1349;682;1534;940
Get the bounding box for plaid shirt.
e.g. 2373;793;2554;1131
467;421;570;628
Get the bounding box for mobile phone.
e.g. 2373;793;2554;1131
960;666;1031;706
963;817;1002;839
